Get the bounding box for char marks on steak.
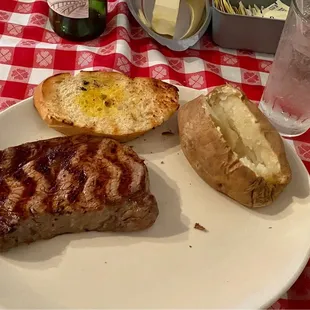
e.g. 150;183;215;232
0;135;158;251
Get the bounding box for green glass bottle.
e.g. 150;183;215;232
48;0;107;42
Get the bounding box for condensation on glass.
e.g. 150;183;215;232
48;0;107;42
259;0;310;137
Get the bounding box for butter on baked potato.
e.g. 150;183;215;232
178;84;292;208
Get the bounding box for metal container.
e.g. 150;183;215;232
127;0;212;51
212;0;291;54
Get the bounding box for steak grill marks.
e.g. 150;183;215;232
13;169;36;218
9;145;32;175
0;179;10;207
66;169;87;204
0;136;145;222
34;148;74;214
104;141;132;198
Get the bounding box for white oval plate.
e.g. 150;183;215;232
0;86;309;309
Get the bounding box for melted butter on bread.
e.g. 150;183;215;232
35;71;179;142
76;77;124;118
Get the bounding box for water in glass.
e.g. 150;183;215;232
259;0;310;137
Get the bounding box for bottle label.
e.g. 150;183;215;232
47;0;89;19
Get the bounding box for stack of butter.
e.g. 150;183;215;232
127;0;211;50
140;0;205;39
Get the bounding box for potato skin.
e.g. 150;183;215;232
177;88;292;208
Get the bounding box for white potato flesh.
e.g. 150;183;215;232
203;86;280;179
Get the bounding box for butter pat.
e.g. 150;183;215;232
182;0;206;39
151;0;181;37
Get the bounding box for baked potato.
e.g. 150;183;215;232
178;84;292;208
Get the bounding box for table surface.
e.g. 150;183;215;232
0;0;309;309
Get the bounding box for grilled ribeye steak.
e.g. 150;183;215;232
0;135;158;251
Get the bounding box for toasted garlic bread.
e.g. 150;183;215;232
178;84;292;208
34;71;179;142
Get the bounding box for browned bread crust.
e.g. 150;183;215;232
34;71;179;142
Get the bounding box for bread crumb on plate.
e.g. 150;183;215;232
162;130;174;136
194;223;207;232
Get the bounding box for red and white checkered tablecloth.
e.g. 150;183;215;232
0;0;310;308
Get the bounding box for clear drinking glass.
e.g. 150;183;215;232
259;0;310;137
